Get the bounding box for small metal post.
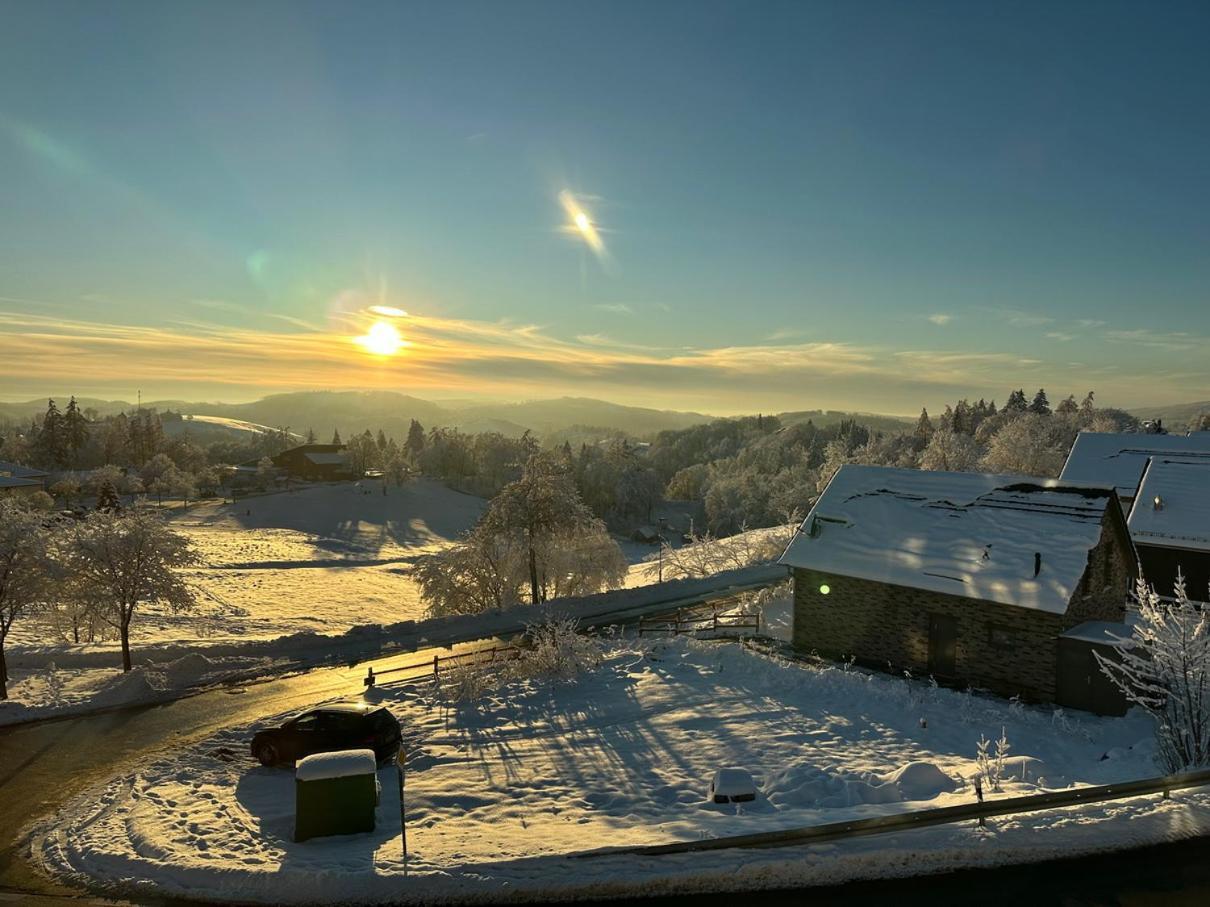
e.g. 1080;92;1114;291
974;776;985;827
397;749;408;874
433;654;439;678
364;667;375;688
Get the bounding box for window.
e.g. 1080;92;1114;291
988;626;1017;650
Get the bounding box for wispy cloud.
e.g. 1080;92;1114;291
1;304;1206;413
593;303;634;315
927;313;952;326
1102;328;1205;351
1044;331;1075;342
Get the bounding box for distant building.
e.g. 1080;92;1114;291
1127;458;1210;601
1059;431;1210;509
780;465;1136;712
0;475;43;498
271;444;354;481
0;461;49;497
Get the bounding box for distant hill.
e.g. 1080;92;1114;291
1128;401;1210;431
0;391;710;442
776;409;914;435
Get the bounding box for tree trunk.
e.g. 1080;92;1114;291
120;616;133;673
0;642;8;699
528;545;540;606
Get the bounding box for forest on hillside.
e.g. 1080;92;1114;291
0;388;1168;539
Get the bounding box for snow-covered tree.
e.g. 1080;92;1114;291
0;500;52;699
1004;389;1029;413
255;456;276;491
1029;388;1051;415
62;511;198;672
64;396;89;467
980;413;1067;477
1097;574;1210;774
95;479;122;513
920;429;981;472
914;407;934;440
50;476;81;507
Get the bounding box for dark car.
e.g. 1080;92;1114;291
250;703;401;767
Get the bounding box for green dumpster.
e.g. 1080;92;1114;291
294;749;380;842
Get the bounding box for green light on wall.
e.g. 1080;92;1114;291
819;584;831;595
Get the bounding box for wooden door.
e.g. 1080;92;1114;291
928;614;958;677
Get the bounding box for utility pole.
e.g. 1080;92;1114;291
397;748;408;873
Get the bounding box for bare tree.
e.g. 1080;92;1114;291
0;500;51;699
1097;573;1210;773
62;511;198;672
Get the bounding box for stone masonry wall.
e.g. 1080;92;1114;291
792;510;1132;702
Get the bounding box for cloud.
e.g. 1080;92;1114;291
927;313;952;326
1044;332;1075;342
593;303;634;315
1;304;1206;414
1102;329;1205;351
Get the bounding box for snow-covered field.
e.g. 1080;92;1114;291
1;479;487;723
31;636;1209;904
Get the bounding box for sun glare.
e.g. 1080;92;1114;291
357;320;405;356
559;189;606;258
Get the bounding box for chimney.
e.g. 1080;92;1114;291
1033;552;1042;577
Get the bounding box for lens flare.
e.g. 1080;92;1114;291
559;190;606;259
369;305;407;317
356;320;405;356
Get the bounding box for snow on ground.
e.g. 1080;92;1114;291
1;479;486;723
31;635;1205;905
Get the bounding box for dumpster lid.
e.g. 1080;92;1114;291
296;749;377;781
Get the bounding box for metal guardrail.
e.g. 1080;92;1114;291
574;767;1210;859
364;644;522;687
638;609;761;637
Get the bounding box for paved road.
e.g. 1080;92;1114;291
0;638;492;902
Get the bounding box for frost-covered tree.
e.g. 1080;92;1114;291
1097;574;1210;774
95;478;122;513
414;529;525;617
980;413;1067;477
920;429;981;472
50;477;81;507
475;453;624;606
255;456;276;491
0;500;52;699
914;408;934;440
1029;388;1051;415
405;419;426;460
1004;389;1028;413
62;511;198;672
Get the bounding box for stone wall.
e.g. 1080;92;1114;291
792;509;1132;701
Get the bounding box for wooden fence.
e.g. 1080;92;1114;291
364;644;523;687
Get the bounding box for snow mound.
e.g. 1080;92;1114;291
160;652;222;685
89;668;163;708
882;762;957;800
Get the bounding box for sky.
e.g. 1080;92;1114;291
1;0;1208;415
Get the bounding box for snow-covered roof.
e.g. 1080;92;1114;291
1060;620;1132;646
295;749;378;781
1127;458;1210;552
779;465;1119;614
0;475;42;489
303;452;349;466
1059;432;1210;499
0;460;48;479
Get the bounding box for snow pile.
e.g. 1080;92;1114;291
32;636;1197;904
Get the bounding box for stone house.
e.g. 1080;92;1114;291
1060;431;1210;511
1127;457;1210;602
779;465;1136;707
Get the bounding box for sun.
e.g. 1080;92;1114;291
357;320;405;356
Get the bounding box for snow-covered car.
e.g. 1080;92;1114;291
250;703;401;767
708;767;757;803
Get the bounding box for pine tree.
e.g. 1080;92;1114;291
914;408;934;439
1005;389;1028;413
331;428;342;445
64;397;89;467
1029;388;1051;415
1056;395;1078;415
405;419;426;459
35;399;67;467
95;479;122;513
376;429;389;452
305;428;317;444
